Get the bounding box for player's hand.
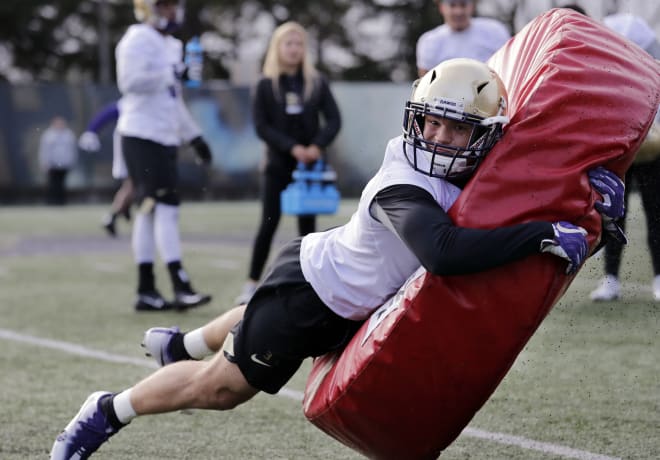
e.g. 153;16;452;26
78;131;101;152
190;136;212;165
588;166;627;244
173;62;189;81
305;145;322;162
588;167;624;219
540;221;588;275
291;145;308;163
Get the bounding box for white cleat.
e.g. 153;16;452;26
652;275;660;302
141;326;180;366
50;391;118;459
589;275;621;302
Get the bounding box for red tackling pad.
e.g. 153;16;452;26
302;9;660;460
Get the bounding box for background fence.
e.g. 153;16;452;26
0;81;411;203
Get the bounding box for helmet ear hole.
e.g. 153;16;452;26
470;126;488;146
414;114;425;133
429;69;437;84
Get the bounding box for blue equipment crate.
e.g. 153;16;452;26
281;161;340;215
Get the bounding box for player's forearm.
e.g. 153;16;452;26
412;222;553;276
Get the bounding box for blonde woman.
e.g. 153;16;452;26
236;21;342;304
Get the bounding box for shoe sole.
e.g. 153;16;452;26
590;296;620;302
134;303;177;312
141;327;181;366
174;295;212;311
103;225;116;237
141;339;165;365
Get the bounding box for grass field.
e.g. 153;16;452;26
0;196;658;459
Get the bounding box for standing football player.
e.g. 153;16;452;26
114;0;213;311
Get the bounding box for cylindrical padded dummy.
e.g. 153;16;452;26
304;9;660;460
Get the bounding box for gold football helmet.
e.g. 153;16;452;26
403;58;509;180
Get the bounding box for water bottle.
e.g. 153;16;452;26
185;36;203;88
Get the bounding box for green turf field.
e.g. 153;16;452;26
0;197;657;459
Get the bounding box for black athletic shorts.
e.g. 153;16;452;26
224;238;363;394
122;135;180;206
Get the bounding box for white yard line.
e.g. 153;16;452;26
462;428;620;460
0;328;621;460
0;328;158;369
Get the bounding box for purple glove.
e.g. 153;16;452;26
540;222;588;275
588;167;627;244
588;166;624;219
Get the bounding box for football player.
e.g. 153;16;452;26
50;58;624;459
589;13;660;301
113;0;213;312
78;99;134;237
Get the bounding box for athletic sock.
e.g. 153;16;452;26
111;389;137;425
101;394;129;430
183;328;215;359
167;261;193;293
137;262;155;293
169;331;193;361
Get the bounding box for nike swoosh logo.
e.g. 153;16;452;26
250;353;272;367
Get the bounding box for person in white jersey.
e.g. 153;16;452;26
477;1;615;34
114;0;213;312
589;13;660;301
50;58;625;459
78;97;214;239
416;0;510;77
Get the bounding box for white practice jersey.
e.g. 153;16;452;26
604;13;660;57
416;17;510;71
300;135;461;320
115;24;201;146
477;0;622;34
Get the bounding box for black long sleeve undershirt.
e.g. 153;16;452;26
370;184;554;276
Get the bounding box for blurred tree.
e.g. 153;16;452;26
0;0;134;82
0;0;440;83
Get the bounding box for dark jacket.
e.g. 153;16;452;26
252;72;341;176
